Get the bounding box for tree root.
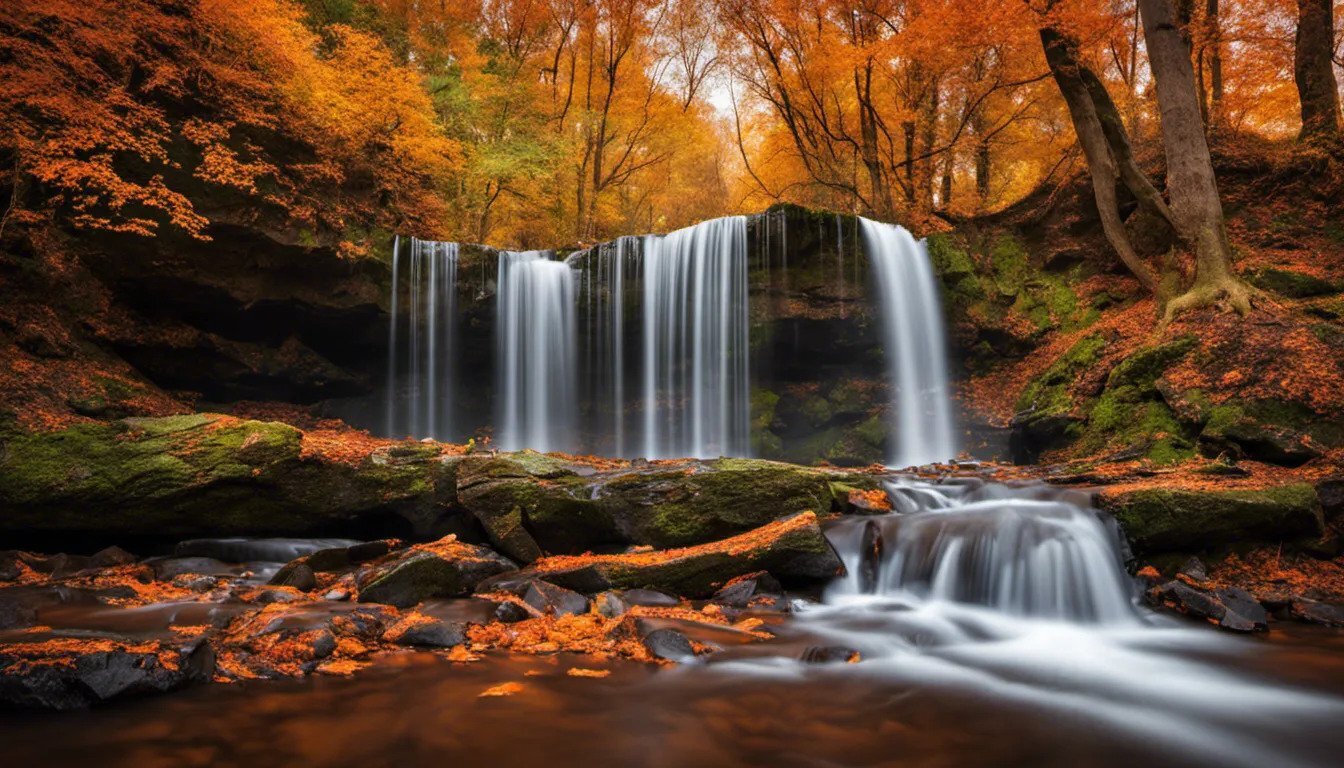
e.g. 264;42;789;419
1158;276;1260;331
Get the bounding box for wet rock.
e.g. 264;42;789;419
492;601;532;623
1177;556;1207;583
1149;581;1268;633
593;591;629;618
0;638;215;710
0;596;37;630
521;580;589;617
620;589;680;607
1289;599;1344;627
1100;484;1324;555
1317;478;1344;520
640;628;695;662
356;537;513;608
711;571;785;609
858;520;884;594
382;614;468;647
305;541;393;572
800;645;861;664
89;546;137;569
269;563;317;591
514;512;843;598
0;551;89;580
170;574;219;592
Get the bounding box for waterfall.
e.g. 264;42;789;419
497;250;577;452
860;217;957;467
827;479;1138;623
641;216;750;459
385;237;458;440
577;237;632;457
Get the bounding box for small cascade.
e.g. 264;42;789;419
641;216;751;459
860;217;957;467
826;478;1137;623
385;237;458;440
497;250;577;452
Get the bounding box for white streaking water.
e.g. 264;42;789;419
385;237;458;440
496;250;576;452
860;217;957;467
641;215;750;459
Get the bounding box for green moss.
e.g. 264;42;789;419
1105;336;1198;391
1247;267;1338;298
1101;484;1323;554
1015;334;1107;415
990;235;1031;297
751;388;781;431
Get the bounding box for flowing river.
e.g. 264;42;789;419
5;477;1343;768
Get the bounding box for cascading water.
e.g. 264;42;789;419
825;478;1138;622
384;237;458;440
641;216;750;459
496;250;577;452
860;217;957;468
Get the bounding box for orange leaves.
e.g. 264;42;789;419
478;681;524;697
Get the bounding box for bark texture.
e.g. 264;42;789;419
1294;0;1341;142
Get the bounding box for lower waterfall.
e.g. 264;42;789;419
384;237;458;440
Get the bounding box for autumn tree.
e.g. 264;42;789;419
1292;0;1342;142
1137;0;1255;320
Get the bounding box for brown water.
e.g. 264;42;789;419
2;614;1342;768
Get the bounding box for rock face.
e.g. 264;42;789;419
456;451;863;562
0;414;458;542
1099;485;1324;555
355;536;514;608
511;512;842;597
0;636;215;710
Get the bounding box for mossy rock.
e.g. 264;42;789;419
0;415;456;540
1247;268;1339;298
356;540;514;608
1099;484;1324;555
1197;400;1328;467
1010;335;1107;461
519;512;842;597
605;458;839;548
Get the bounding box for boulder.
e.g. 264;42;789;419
511;512;842;598
382;614;469;647
1289;599;1344;627
356;537;514;608
711;571;786;609
0;636;215;710
269;563;317;591
0;415;459;541
456;453;843;561
521;580;590;617
1099;484;1324;555
640;628;695;662
1148;581;1269;632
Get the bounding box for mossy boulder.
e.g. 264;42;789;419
1196;400;1329;467
356;537;514;608
513;512;843;597
454;453;845;560
1099;484;1324;555
1074;337;1199;465
0;415;457;541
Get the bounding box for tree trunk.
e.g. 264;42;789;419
1293;0;1342;142
1137;0;1253;320
1207;0;1223;129
1039;27;1161;293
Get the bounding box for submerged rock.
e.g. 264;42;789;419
521;580;590;617
511;512;842;598
356;537;513;608
640;628;696;662
800;645;861;664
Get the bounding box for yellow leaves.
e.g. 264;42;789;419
566;667;611;678
478;681;524;697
